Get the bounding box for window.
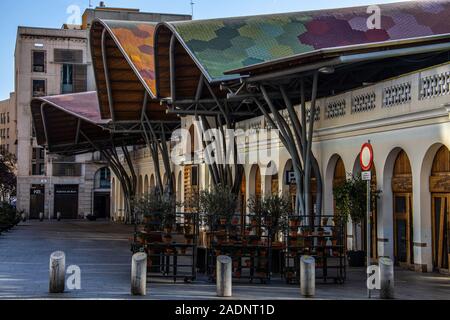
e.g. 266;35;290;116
32;51;46;73
32;79;46;97
54;49;83;64
191;166;199;186
32;147;45;176
94;167;111;189
61;64;73;94
52;163;82;177
6;112;9;123
61;64;87;94
6;128;9;139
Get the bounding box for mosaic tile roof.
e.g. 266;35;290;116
101;20;157;95
167;0;450;81
37;92;107;124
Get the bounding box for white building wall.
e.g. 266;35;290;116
111;62;450;272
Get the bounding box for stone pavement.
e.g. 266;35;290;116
0;220;448;300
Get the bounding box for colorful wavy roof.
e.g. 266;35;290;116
166;0;450;81
34;92;107;125
97;19;157;96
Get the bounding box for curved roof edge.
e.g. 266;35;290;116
30;91;108;126
90;18;158;98
155;22;241;84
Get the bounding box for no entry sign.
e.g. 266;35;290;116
360;142;374;172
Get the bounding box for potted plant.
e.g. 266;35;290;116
199;184;237;233
334;174;381;267
260;194;291;238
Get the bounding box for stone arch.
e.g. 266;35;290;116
415;142;445;272
249;164;262;202
428;144;450;271
150;174;155;190
261;161;279;196
138;175;143;196
380;147;404;261
144;175;149;195
391;149;414;266
324;154;346;216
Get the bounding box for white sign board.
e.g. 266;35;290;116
362;171;372;181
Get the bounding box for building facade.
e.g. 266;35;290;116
0;92;17;156
110;62;450;274
15;7;191;219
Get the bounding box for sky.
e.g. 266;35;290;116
0;0;411;100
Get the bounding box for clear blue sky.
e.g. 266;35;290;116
0;0;408;100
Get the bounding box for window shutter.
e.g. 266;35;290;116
73;64;87;93
54;49;83;64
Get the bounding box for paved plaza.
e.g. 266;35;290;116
0;221;448;300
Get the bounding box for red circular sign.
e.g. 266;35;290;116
360;143;374;171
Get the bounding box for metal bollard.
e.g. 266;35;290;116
39;212;44;222
300;255;315;297
216;255;232;297
49;251;66;293
131;252;147;296
57;212;61;222
379;257;394;299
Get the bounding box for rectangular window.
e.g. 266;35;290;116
54;49;83;64
52;163;82;177
7;112;9;123
61;64;87;94
6;128;9;139
32;79;46;97
61;64;74;94
31;147;45;176
191;166;199;186
32;51;46;73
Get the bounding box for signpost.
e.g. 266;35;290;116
360;141;373;298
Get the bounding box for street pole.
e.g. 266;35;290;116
367;176;371;299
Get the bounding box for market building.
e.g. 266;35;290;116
32;0;450;275
15;5;190;219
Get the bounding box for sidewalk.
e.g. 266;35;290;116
0;220;448;300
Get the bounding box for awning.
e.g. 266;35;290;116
31;92;143;155
90;19;178;124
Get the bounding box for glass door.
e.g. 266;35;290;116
394;194;413;266
432;194;450;271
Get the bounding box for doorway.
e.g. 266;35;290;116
393;194;413;266
430;145;450;272
54;185;79;219
392;150;413;267
431;194;449;271
30;184;45;219
94;192;110;219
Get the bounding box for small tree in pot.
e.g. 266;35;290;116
334;175;381;267
260;194;291;242
199;184;237;241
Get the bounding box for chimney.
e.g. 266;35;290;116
99;1;106;7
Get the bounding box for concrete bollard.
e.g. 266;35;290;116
57;212;61;222
379;257;394;299
216;255;232;297
21;213;26;222
49;251;66;293
300;255;315;297
131;252;147;296
39;212;44;222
